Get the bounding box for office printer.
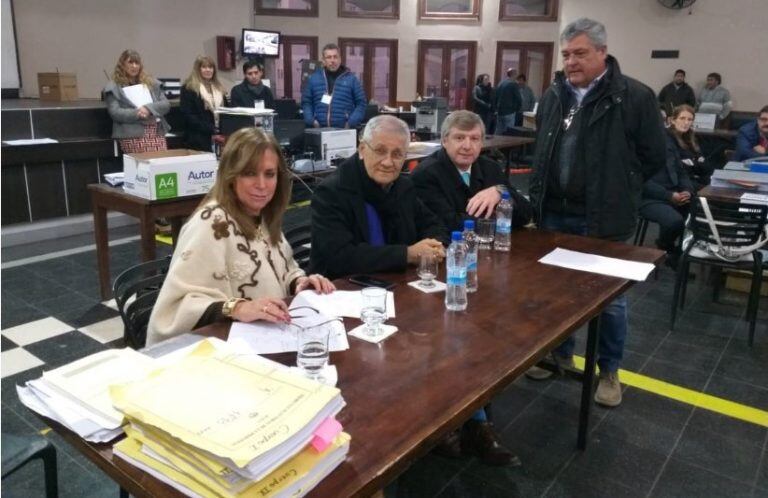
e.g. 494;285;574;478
413;97;448;134
304;128;357;162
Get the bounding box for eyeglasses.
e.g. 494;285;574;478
362;140;406;162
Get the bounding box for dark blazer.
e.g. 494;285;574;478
735;120;766;161
230;80;275;110
309;154;447;279
180;86;227;151
657;82;696;115
411;148;533;236
641;132;695;207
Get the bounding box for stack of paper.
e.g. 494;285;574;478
110;340;349;497
215;107;275;116
17;348;157;442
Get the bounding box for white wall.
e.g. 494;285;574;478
10;0;768;109
2;0;20;88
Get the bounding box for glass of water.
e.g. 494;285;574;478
477;219;495;250
360;287;388;337
418;252;438;288
296;322;331;381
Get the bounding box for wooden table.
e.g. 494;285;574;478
39;229;663;497
88;184;204;299
699;184;749;202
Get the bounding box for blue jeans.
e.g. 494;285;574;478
541;212;628;373
495;113;517;135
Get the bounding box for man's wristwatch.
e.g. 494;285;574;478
222;298;245;319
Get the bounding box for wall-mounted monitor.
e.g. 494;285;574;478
241;28;280;58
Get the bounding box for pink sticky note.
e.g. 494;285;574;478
310;417;342;452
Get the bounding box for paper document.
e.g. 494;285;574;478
291;289;396;318
3;138;59;145
122;84;153;108
228;304;349;355
216;107;275;116
740;192;768;205
539;248;655;281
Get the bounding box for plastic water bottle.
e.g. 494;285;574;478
494;191;513;252
445;231;468;311
462;220;478;293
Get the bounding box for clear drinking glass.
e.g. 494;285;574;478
360;287;388;337
296;322;331;381
418;252;438;288
477;219;495;250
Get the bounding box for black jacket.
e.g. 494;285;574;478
495;78;522;116
230;80;275;109
412;148;533;236
180;86;227;151
641;131;695;207
657;82;696;115
528;56;666;241
309;155;447;279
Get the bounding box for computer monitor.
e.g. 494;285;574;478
241;28;280;58
273;99;300;119
272;119;306;153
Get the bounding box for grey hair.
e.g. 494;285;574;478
361;115;411;146
560;18;607;49
440;110;485;140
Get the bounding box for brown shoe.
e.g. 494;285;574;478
525;353;576;380
432;429;463;459
461;420;521;467
594;371;622;407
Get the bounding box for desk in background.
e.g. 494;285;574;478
35;229;663;497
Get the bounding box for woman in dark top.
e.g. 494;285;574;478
230;60;275;109
180;55;227;151
668;104;714;191
472;74;494;133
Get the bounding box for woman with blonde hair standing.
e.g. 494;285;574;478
104;49;170;154
147;127;334;345
180;55;228;151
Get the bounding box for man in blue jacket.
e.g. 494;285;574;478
734;105;768;161
302;43;367;129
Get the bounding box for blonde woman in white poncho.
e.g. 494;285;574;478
147;128;334;345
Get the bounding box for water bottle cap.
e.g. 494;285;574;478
451;231;462;241
463;219;475;230
501;191;511;200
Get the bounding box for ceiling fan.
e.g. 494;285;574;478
657;0;697;9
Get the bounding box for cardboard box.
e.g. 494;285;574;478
37;72;78;101
725;269;768;297
123;149;218;200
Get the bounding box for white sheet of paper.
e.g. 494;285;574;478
321;94;332;105
3;138;58;145
227;305;349;355
539;248;655;281
348;324;398;344
122;84;153;108
291;290;396;318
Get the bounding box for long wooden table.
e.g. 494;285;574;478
41;229;663;497
699;184;751;202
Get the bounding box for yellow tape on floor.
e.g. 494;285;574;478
573;355;768;427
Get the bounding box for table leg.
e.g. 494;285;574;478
91;199;111;300
578;316;600;450
139;211;157;262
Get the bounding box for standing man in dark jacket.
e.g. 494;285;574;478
526;18;666;407
230;60;275;109
494;68;523;135
301;43;366;129
657;69;696;117
412;110;532;236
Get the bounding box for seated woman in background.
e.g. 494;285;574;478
147;128;334;345
104;49;170;154
230;60;275;109
667;104;714;191
180;55;227;152
640;106;698;268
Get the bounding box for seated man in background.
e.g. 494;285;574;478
734;105;768;161
412;110;532;236
657;69;695;117
309;115;446;279
697;72;732;125
310;115;517;465
229;60;275;109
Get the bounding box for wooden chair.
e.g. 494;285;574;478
285;224;312;272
